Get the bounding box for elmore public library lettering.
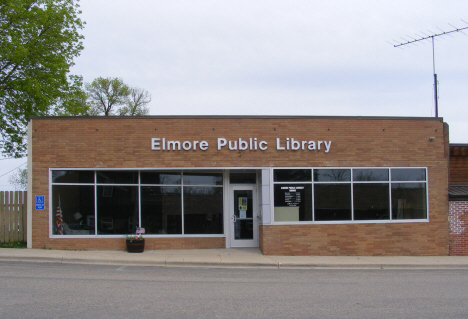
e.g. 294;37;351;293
27;116;452;255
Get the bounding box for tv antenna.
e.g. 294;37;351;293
390;21;468;117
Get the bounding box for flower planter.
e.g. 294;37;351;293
126;239;145;253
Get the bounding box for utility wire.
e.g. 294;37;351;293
0;162;27;178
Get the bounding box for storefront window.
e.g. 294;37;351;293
97;171;138;184
141;172;181;185
353;184;390;220
391;183;427;219
353;169;389;181
391;168;426;181
183;172;223;185
273;167;427;224
52;170;94;183
51;169;223;237
314;184;352;221
314;169;351;182
97;185;139;235
183;187;223;234
51;185;94;235
141;186;182;234
274;184;312;221
274;169;311;182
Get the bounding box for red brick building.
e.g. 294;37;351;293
27;116;450;255
448;144;468;255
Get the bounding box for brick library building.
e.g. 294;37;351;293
27;116;465;256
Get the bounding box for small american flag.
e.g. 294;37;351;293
55;197;63;235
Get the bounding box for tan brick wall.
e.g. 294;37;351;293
37;237;225;251
30;116;449;254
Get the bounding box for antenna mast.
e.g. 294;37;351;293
391;22;468;117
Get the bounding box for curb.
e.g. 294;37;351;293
2;255;468;269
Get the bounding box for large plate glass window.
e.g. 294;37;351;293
51;170;224;237
96;185;139;235
353;169;390;220
272;167;427;224
141;172;181;185
274;184;312;221
52;170;94;183
314;169;351;221
391;168;427;219
97;171;138;184
314;169;351;182
141;186;182;234
51;185;95;235
353;183;390;220
51;171;95;235
183;172;223;185
274;169;311;182
314;184;351;221
184;186;223;234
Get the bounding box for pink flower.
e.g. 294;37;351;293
135;236;139;240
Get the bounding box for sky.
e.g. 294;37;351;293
1;0;468;190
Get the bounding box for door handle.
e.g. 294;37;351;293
233;215;237;223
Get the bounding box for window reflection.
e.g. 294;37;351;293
314;169;351;182
97;186;139;235
314;184;352;221
141;172;181;185
272;167;427;222
141;186;182;234
97;171;138;184
52;171;94;183
183;187;223;234
51;169;224;237
391;168;426;181
353;184;390;220
274;169;311;182
51;185;95;235
391;183;427;219
353;169;389;181
183;173;223;185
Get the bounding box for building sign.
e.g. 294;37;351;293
238;197;248;219
151;137;332;153
238;197;248;211
282;186;304;207
35;195;45;210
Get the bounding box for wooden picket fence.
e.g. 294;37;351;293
0;191;27;243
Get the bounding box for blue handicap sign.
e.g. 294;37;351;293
35;195;45;210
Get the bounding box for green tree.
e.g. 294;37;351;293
55;75;91;116
0;0;85;157
8;167;27;191
118;87;151;116
86;77;131;116
86;77;151;116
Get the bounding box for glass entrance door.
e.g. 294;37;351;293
230;186;258;247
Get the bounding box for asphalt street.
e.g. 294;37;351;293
1;261;468;319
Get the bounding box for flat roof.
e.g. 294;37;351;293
28;115;445;121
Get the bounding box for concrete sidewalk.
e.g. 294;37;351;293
1;248;468;269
